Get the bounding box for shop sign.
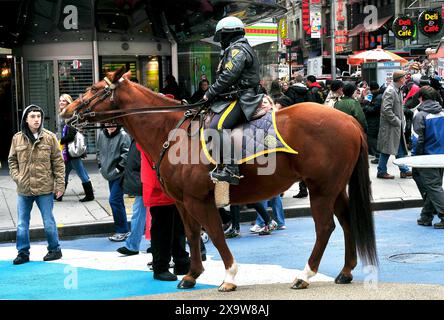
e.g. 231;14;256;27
310;5;322;39
418;10;442;36
283;38;292;46
302;0;311;35
278;19;287;40
392;16;415;40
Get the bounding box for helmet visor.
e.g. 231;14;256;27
213;29;222;42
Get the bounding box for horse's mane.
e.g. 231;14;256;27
128;80;181;106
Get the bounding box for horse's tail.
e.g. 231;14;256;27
348;134;378;267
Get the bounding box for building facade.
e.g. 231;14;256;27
0;0;286;162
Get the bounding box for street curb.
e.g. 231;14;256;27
0;199;423;243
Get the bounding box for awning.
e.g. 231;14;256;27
348;16;393;37
349;24;365;37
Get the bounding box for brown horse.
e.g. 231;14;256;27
61;68;377;291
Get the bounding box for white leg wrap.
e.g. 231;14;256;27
224;260;238;284
300;263;316;282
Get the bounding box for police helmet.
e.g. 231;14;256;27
213;16;245;42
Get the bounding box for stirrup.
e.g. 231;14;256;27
209;166;243;185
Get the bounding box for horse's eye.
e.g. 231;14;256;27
91;87;97;93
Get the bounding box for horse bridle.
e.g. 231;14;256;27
67;76;202;129
68;76;124;128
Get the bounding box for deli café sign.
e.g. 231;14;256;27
393;16;414;40
418;10;442;36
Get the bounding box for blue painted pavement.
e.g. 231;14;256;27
0;208;443;299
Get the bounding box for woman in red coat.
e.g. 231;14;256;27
138;144;190;281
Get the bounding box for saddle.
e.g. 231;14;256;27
201;102;298;166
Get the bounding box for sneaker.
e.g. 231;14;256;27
250;224;263;233
108;232;130;242
277;225;287;230
225;228;240;238
434;219;444;229
117;246;139;256
13;253;30;265
223;223;233;235
258;225;271;236
222;222;232;233
146;247;152;254
417;218;432;226
43;250;62;262
269;220;278;231
293;191;308;198
153;271;178;281
370;158;379;164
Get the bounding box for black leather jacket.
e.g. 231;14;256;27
206;37;263;121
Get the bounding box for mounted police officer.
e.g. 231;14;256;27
203;16;264;185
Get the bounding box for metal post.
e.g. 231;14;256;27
288;45;292;80
331;0;336;79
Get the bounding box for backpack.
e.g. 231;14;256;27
68;131;87;157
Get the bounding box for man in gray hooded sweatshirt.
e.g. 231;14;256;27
8;105;65;264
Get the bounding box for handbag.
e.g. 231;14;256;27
68;131;87;157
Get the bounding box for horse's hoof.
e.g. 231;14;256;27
334;273;353;284
177;278;196;289
218;282;237;292
291;279;309;290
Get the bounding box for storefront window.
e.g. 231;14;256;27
58;59;95;153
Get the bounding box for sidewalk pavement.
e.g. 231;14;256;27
0;158;425;242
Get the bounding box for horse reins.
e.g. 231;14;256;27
68;74;247;185
68;75;206;129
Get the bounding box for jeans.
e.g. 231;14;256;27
125;196;146;251
108;178;129;233
377;139;410;175
16;193;60;255
65;158;90;184
256;196;285;227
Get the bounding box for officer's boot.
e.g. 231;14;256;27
210;130;242;185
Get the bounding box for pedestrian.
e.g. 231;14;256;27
142;151;191;281
288;74;308;104
258;196;286;230
411;86;444;229
363;81;383;163
403;77;421;150
189;79;210;104
306;75;324;104
334;82;368;133
247;202;274;236
97;123;131;241
161;74;181;100
8;104;65;265
274;95;293;109
57;94;95;202
269;79;285;102
203;16;264;185
324;80;344;108
376;70;412;179
224;205;241;238
116;138;147;255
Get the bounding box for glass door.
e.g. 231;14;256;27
26;61;56;133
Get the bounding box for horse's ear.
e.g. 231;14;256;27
123;70;132;80
108;67;126;83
